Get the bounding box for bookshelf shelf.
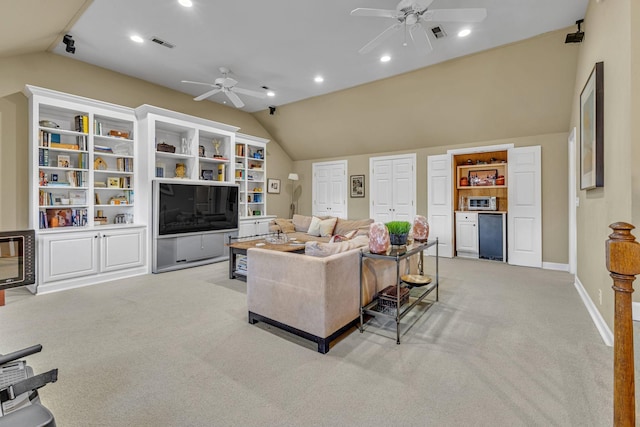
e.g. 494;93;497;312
235;133;269;223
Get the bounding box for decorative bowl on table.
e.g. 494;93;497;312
265;234;289;245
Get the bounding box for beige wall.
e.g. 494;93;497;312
570;0;633;329
0;52;294;229
293;131;569;264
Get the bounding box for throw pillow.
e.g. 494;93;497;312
274;218;295;234
292;214;312;232
307;217;337;237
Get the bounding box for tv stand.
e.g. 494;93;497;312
153;229;237;273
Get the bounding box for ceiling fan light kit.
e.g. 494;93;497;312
351;0;487;55
182;67;267;109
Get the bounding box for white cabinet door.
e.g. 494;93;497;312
40;232;99;283
427;154;453;258
101;228;145;272
312;161;347;218
455;212;478;258
508;146;541;267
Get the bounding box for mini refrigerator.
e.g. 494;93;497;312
478;213;504;261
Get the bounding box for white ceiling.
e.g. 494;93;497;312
50;0;589;113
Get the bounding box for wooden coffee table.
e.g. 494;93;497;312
227;238;305;281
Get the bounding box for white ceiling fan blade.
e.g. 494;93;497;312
350;8;399;18
423;8;487;23
181;80;215;87
232;86;267;99
225;90;245;108
194;87;222;101
410;24;433;55
359;22;402;54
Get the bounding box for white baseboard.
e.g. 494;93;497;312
574;276;613;347
543;262;569;272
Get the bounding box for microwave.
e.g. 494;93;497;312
0;229;36;290
467;196;497;211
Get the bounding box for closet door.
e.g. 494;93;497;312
392;156;415;222
370;154;416;223
312;160;347;218
370;158;394;222
507;146;541;267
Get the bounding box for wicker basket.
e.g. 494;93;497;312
378;285;410;309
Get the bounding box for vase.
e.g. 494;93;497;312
389;233;408;246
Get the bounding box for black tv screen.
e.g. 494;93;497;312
157;182;238;235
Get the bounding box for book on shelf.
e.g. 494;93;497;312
235;144;245;157
94;145;113;153
74;115;89;133
217;164;226;181
50;143;79;150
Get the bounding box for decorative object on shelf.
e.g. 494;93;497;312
199;145;205;157
57;154;70;168
267;178;280;194
107;177;120;188
580;61;604;190
412;215;429;242
181;137;190;155
386;221;411;246
39;120;59;128
157;142;176;153
201;169;214;180
401;274;432;287
468;169;498;186
495;175;505;185
350;174;364;198
288;173;299;217
368;222;390;254
155;162;165;178
109;130;129;139
459;176;469;186
94;157;107;170
175;163;186;178
213;139;223;158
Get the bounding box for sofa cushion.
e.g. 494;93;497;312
307;216;337;237
292;214;313;232
333;218;374;237
305;235;369;257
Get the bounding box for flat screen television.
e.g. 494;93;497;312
154;181;239;236
0;229;36;291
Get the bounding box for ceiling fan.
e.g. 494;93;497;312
181;67;267;108
351;0;487;55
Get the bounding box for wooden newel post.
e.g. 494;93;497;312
606;222;640;427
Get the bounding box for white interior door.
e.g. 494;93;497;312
508;146;542;267
312;160;347;218
392;156;415;222
427;154;453;257
370;159;394;222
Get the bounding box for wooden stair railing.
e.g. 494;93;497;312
606;222;640;427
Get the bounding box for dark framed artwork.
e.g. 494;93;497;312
267;178;281;194
580;61;604;190
350;175;365;198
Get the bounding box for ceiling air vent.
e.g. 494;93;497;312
431;26;447;39
150;37;175;48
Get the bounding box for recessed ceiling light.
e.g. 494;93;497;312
380;55;391;62
458;29;471;38
314;76;324;83
267;91;275;97
178;0;193;7
130;35;144;43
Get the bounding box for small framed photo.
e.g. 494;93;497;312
201;169;214;181
57;154;71;168
107;177;120;188
350;175;365;198
51;174;58;182
267;178;281;194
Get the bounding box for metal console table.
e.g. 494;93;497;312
359;238;438;344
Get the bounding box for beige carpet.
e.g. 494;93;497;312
0;257;612;426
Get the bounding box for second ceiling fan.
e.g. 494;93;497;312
351;0;487;55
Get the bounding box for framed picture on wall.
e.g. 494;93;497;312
350;175;365;198
580;61;604;190
267;178;281;194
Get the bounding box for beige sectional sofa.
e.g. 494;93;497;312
269;214;373;243
247;229;417;353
